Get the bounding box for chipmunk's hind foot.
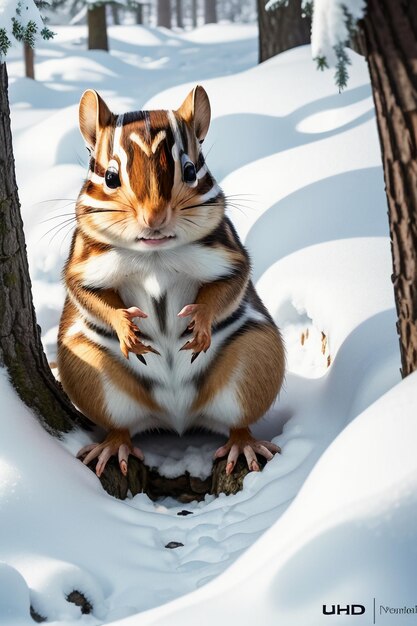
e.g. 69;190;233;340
214;427;281;475
77;429;144;477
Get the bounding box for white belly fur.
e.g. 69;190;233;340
79;246;256;435
115;272;240;435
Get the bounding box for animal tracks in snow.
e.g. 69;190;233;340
277;299;331;378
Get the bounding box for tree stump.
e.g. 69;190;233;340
83;452;267;501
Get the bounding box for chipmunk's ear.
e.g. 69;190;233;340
177;85;211;143
79;89;112;150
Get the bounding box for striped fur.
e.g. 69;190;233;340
58;86;285;445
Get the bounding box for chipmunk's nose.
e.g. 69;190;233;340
143;212;166;229
142;204;171;229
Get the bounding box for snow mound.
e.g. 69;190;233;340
135;372;417;626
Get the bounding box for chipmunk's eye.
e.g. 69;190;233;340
105;168;121;189
183;161;197;185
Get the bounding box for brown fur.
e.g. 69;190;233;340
58;302;160;430
192;322;285;424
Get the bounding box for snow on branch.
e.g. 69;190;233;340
311;0;365;90
265;0;313;16
0;0;54;57
84;0;130;6
265;0;366;90
265;0;289;8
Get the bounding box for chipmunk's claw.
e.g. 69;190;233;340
191;351;200;363
77;432;144;478
214;435;281;474
146;345;161;356
177;303;212;354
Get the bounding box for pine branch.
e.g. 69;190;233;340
311;3;357;91
0;29;12;56
334;41;351;91
302;1;314;19
314;55;328;71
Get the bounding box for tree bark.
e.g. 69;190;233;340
88;4;109;51
360;0;417;378
24;43;35;79
257;0;311;63
0;62;89;436
157;0;171;28
191;0;198;27
204;0;217;24
176;0;183;28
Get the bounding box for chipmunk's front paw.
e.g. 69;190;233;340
77;429;144;477
115;306;160;362
214;428;281;475
178;304;212;363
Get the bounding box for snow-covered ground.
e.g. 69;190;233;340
1;22;414;626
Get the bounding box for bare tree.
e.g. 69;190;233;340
176;0;183;27
257;0;310;62
135;3;143;23
191;0;198;27
128;0;146;24
110;2;121;24
204;0;217;24
88;4;109;50
24;43;35;79
157;0;171;28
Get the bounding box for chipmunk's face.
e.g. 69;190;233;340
76;86;224;251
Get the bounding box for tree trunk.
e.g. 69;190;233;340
228;1;238;23
0;62;89;436
257;0;311;63
192;0;197;27
24;43;35;79
204;0;217;24
88;4;109;51
135;3;143;24
111;3;120;25
176;0;183;28
360;0;417;378
157;0;171;28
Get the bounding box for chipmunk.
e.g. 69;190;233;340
57;86;285;479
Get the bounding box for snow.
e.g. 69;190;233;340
311;0;366;65
1;20;412;626
123;371;417;626
0;563;31;625
139;432;224;480
0;0;48;57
